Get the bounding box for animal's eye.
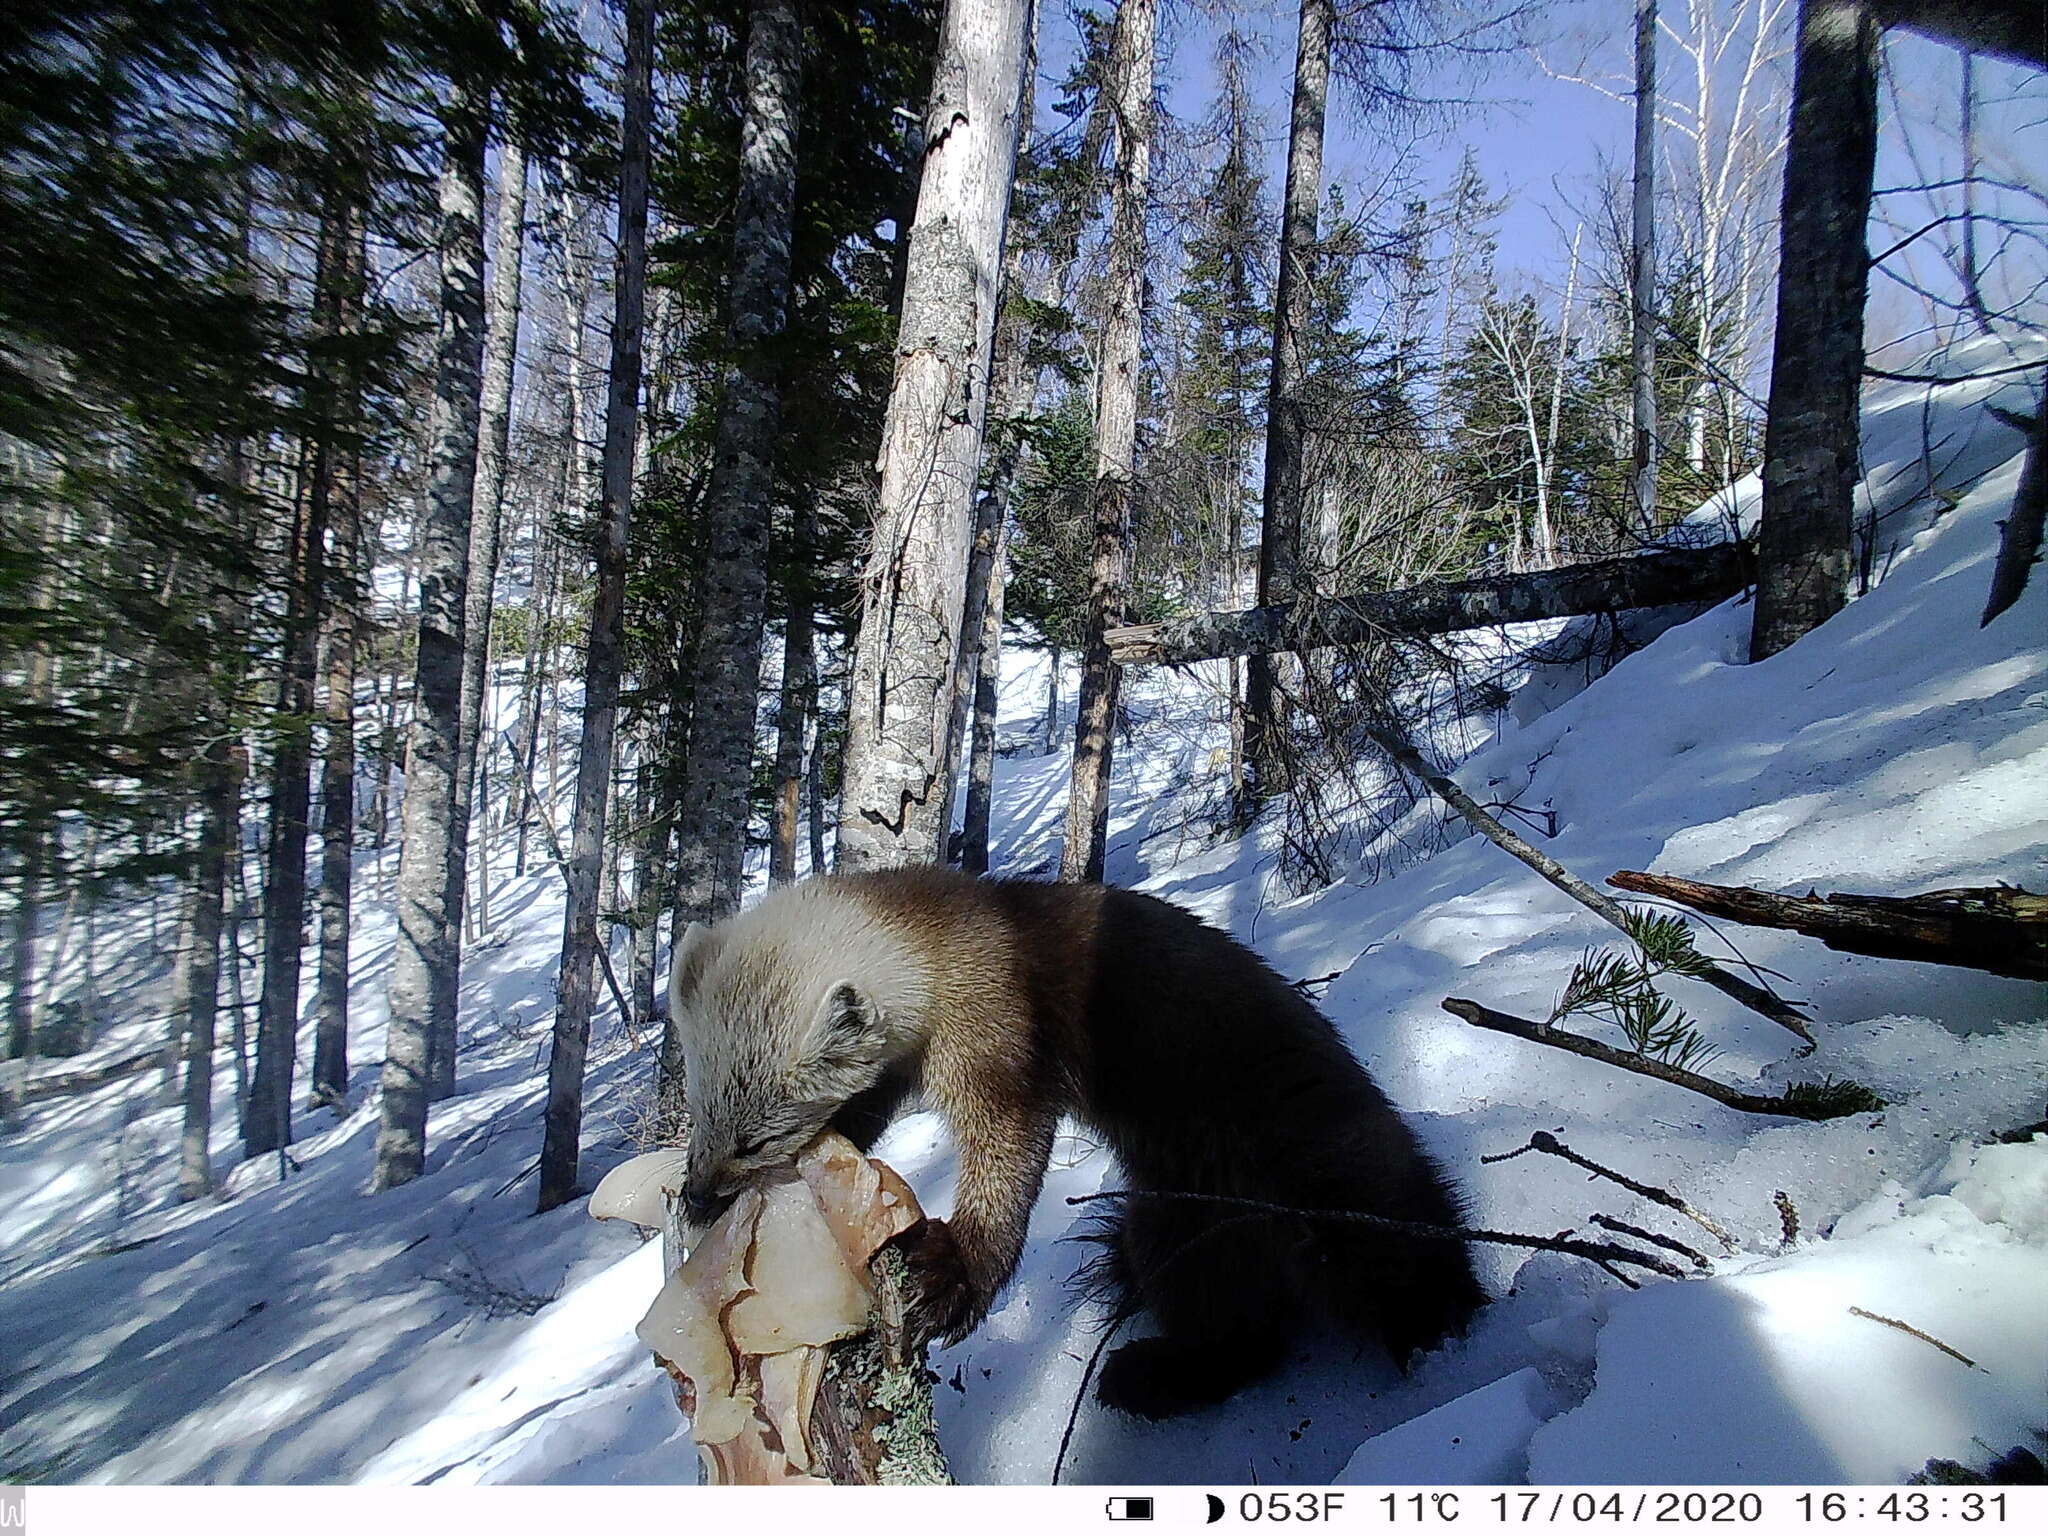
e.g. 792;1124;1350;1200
733;1136;766;1160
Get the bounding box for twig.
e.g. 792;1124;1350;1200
1052;1315;1125;1486
1065;1188;1690;1281
1590;1213;1711;1270
1444;998;1833;1124
1487;1129;1739;1254
1848;1307;1980;1370
513;746;639;1041
1365;714;1813;1045
1774;1190;1800;1249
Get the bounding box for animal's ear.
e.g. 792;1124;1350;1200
667;921;718;1017
803;979;884;1075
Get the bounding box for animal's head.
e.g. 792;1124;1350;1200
666;907;891;1229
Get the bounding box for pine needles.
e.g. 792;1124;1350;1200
1548;908;1725;1074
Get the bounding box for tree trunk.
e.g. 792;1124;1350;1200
538;0;652;1215
1244;0;1332;801
374;84;488;1192
1749;0;1879;662
628;716;664;1027
1980;376;2046;626
1630;0;1660;539
248;192;358;1157
1041;645;1060;754
311;222;367;1112
1061;0;1153;885
454;137;530;962
177;731;240;1198
1107;542;1753;666
1874;0;2048;68
835;0;1032;872
960;514;1007;875
771;534;816;886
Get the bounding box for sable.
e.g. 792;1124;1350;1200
669;869;1485;1420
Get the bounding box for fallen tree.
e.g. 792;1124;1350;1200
0;1045;160;1115
1105;541;1751;667
1609;871;2048;982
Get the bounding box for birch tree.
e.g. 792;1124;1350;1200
835;0;1033;872
538;0;651;1215
453;136;530;960
1060;0;1154;884
374;80;488;1192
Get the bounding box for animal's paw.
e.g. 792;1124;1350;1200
888;1217;987;1347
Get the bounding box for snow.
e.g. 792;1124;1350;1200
3;341;2046;1486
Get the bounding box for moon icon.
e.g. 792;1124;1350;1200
1206;1495;1226;1523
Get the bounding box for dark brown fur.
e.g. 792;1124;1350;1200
820;870;1485;1419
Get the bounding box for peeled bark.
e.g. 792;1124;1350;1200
1107;543;1753;666
836;0;1032;872
1749;0;1880;662
1244;0;1332;800
453;137;530;962
1061;0;1153;885
538;0;652;1215
375;84;487;1192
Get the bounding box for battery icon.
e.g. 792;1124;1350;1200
1106;1498;1155;1521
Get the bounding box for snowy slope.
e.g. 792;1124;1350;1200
2;344;2044;1486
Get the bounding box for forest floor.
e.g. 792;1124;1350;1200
1;335;2044;1485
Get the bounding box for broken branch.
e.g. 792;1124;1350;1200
1608;871;2048;982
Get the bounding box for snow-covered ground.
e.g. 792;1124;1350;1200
2;338;2045;1486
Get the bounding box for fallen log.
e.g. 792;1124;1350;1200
1106;541;1751;667
1;1045;160;1113
1609;871;2048;982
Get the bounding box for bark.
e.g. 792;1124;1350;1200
538;0;652;1215
1364;707;1815;1044
1608;870;2048;981
668;0;805;927
835;0;1032;872
1244;0;1332;800
248;193;358;1157
1749;0;1880;662
1442;999;1834;1118
374;84;488;1192
1061;0;1153;885
807;705;830;877
1980;377;2046;626
311;222;368;1112
1107;543;1753;666
454;137;530;959
771;533;817;886
1630;0;1661;537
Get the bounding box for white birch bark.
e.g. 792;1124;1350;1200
374;84;487;1192
835;0;1032;872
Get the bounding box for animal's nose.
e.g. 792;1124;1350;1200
682;1185;736;1230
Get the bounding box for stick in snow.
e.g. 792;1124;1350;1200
1480;1127;1738;1252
